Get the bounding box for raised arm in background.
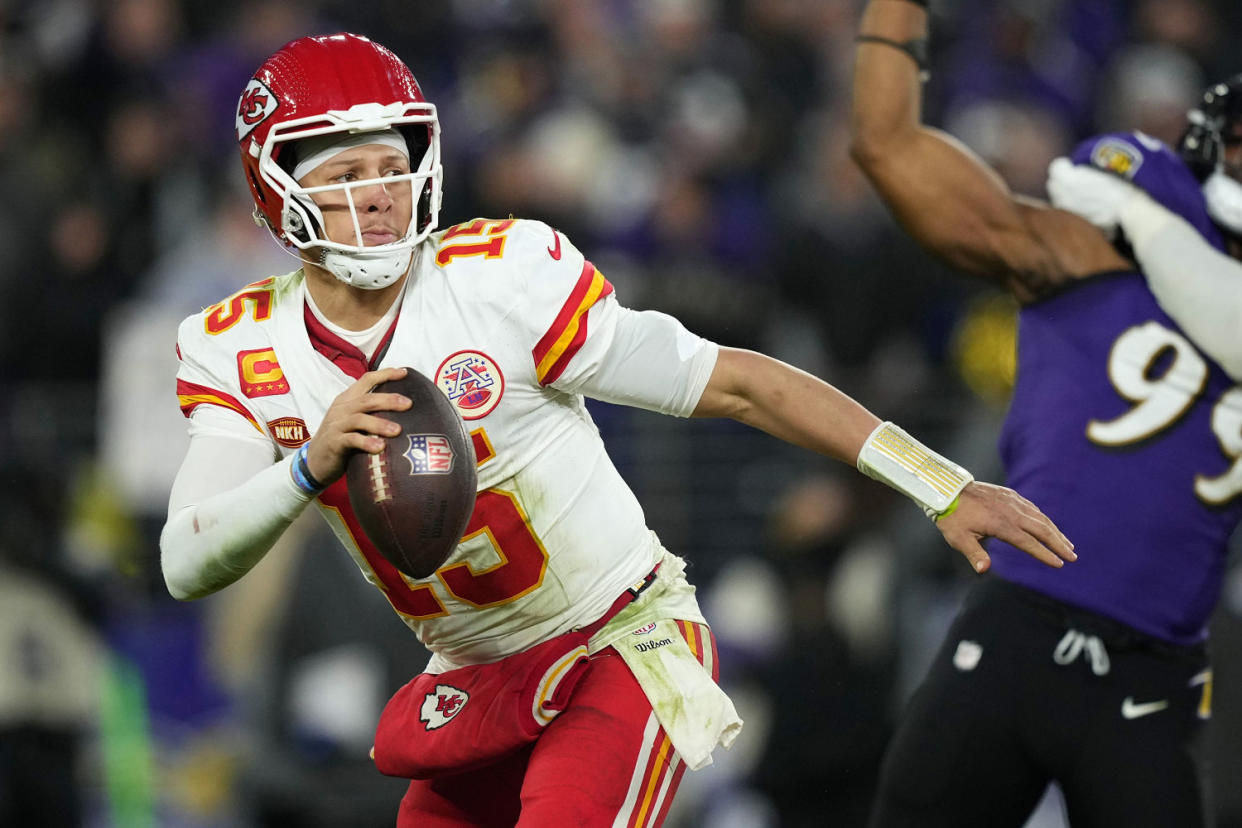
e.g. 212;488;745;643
848;0;1128;301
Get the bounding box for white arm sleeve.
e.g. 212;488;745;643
1120;194;1242;381
160;406;315;600
556;299;720;416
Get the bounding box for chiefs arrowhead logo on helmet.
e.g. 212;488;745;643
236;78;278;141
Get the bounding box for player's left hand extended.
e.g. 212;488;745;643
936;481;1076;573
1046;157;1138;237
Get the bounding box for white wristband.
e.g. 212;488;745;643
856;421;974;519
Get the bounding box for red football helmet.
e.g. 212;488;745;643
236;33;442;287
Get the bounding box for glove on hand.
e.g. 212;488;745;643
1046;157;1140;238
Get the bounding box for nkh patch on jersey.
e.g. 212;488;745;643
404;434;455;474
267;416;310;448
420;684;469;730
435;350;504;420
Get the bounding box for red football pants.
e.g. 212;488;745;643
396;620;718;828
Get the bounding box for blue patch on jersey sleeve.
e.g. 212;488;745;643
1069;131;1225;252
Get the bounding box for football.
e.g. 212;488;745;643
345;368;478;579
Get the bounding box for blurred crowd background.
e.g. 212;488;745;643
3;0;1242;826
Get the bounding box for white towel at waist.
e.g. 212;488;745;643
589;548;742;771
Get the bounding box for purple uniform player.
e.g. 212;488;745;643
993;132;1242;646
851;0;1241;825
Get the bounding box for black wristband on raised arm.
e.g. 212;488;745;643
855;35;931;81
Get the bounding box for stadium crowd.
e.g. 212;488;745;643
1;0;1241;826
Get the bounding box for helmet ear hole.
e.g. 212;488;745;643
284;202;320;245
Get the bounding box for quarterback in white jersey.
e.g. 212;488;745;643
174;216;715;670
160;32;1074;828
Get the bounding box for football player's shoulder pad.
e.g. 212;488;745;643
432;216;587;289
178;269;302;351
1070;131;1225;250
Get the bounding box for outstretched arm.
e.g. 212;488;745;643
1047;159;1242;380
849;0;1126;299
693;347;1076;572
1132;213;1242;380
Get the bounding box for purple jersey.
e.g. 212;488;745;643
990;133;1242;645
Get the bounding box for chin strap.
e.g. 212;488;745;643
320;245;416;290
1203;168;1242;237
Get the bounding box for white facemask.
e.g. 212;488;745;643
291;130;418;290
255;103;443;291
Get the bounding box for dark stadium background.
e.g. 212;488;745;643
1;0;1240;825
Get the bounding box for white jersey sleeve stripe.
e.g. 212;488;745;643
533;261;614;385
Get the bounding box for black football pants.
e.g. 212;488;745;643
869;576;1211;828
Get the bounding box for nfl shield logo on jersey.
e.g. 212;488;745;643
404;434;454;475
420;684;469;730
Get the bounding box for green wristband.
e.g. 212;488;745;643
933;494;961;523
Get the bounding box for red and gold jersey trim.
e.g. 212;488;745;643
470;428;496;467
532;261;614;386
176;379;262;433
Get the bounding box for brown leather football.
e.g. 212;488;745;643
345;368;477;578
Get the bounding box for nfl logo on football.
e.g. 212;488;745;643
404;434;454;475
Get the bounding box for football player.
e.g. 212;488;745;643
851;1;1242;826
1046;74;1242;382
161;33;1073;828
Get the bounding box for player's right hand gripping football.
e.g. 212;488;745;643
305;367;412;485
936;481;1076;573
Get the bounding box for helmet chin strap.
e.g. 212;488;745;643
1203;168;1242;237
319;245;415;290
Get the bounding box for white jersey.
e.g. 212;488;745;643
174;218;718;668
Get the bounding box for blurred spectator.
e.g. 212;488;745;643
1096;43;1204;143
0;564;103;828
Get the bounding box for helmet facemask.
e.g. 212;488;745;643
255;101;443;289
1179;75;1242;238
